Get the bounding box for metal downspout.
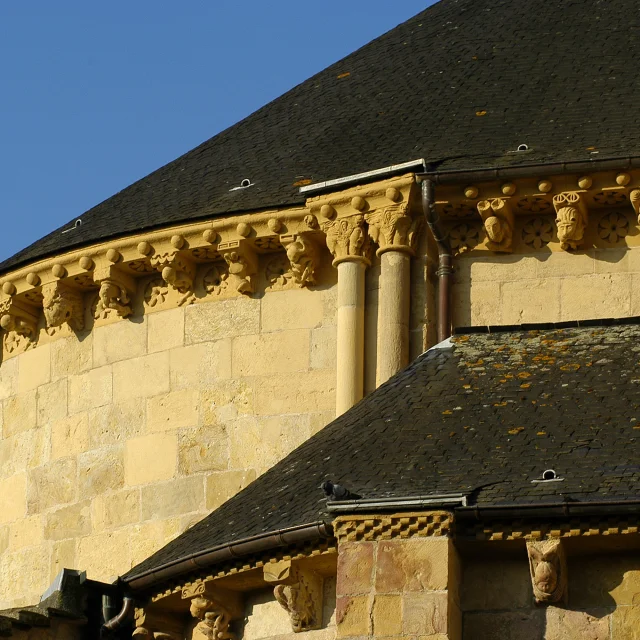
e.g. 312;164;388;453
421;179;452;342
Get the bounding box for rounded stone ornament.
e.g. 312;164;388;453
502;183;517;196
464;186;479;199
106;249;121;263
538;180;553;193
137;241;152;256
616;173;631;186
52;264;67;278
79;256;94;271
351;196;367;211
2;282;16;296
386;187;402;202
26;273;41;287
578;176;593;189
171;235;185;249
320;204;336;219
267;218;282;233
237;222;251;238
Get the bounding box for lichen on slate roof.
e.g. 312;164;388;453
124;319;640;580
3;0;640;273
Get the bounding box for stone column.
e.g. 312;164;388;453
366;189;421;386
334;512;461;640
322;212;371;416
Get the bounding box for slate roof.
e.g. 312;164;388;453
3;0;640;273
124;320;640;581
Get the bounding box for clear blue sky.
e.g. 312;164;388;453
0;1;434;263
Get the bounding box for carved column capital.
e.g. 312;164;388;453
92;264;136;320
365;202;421;256
182;582;243;640
42;281;84;332
553;191;588;251
0;297;39;353
526;539;568;605
280;233;320;287
321;214;372;267
477;198;514;253
263;560;323;633
217;240;258;296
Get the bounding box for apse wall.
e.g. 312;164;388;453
0;278;340;609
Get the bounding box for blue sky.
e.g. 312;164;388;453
0;1;434;263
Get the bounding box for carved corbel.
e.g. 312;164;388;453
365;201;421;256
631;189;640;223
217;241;258;296
553;192;588;251
133;607;184;640
526;540;568;605
182;582;243;640
280;234;319;287
42;281;84;332
0;297;39;352
92;265;136;319
263;560;323;633
150;243;197;305
477;198;514;253
321;214;372;266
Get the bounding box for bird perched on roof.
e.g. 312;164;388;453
321;481;361;502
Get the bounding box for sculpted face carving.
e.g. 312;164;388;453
96;279;132;319
477;199;514;252
285;235;317;287
484;215;507;243
42;284;84;331
553;192;587;251
526;540;567;605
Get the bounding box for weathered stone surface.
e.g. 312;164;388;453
17;344;51;393
261;288;324;331
200;380;254;425
0;427;49;478
185;297;260;343
129;517;184;568
8;514;44;551
372;594;402;636
124;433;177;486
0;357;17;401
78;446;125;498
402;592;448;636
205;469;256;510
36;379;68;426
76;529;130;582
254;370;335;415
462;610;545;640
462;560;531;611
140;476;204;520
452;280;502;328
376;538;450;593
68;366;113;414
0;546;50;610
50;538;76;584
612;604;640;639
147;307;185;353
93;319;147;366
502;279;561;324
91;488;140;531
3;391;37;437
88;398;144;448
44;501;91;541
27;459;76;514
51;413;90;460
232;329;311;377
147;390;199;432
242;589;293;640
178;425;228;475
336;596;370;637
310;326;337;371
560;273;632;321
50;335;92;380
571;555;640;608
169;341;232;390
336;542;374;596
545;607;610;640
113;352;169;401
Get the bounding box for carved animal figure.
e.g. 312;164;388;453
97;279;132;318
274;583;315;633
555;204;586;250
42;286;84;331
286;237;316;286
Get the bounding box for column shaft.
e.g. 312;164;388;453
376;250;411;386
336;260;366;416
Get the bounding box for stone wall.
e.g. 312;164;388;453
0;280;342;609
462;552;640;639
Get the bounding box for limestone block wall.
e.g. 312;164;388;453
453;240;640;328
0;281;342;609
462;553;640;639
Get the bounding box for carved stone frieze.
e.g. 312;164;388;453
144;277;170;309
477;198;514;253
150;249;197;305
203;264;229;297
526;539;568;605
263;560;323;633
597;212;629;244
448;222;481;255
321;214;371;266
133;607;183;640
365;201;421;256
265;255;295;291
0;297;39;353
182;582;243;640
281;234;319;287
522;217;554;250
217;241;258;296
92;266;136;320
553;192;588;251
41;282;84;332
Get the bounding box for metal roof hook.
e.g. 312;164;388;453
229;178;255;192
61;219;82;234
531;469;565;483
517;143;529;152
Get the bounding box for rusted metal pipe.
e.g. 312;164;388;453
421;179;452;342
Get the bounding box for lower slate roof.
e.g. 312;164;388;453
3;0;640;273
124;320;640;581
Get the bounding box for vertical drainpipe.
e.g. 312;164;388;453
421;179;453;342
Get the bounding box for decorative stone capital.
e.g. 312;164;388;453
182;582;243;640
477;198;514;253
217;240;258;296
150;246;197;304
365;201;421;256
321;214;372;266
0;297;39;353
280;234;320;287
42;281;84;332
133;607;183;640
526;539;568;605
264;560;323;633
553;191;588;251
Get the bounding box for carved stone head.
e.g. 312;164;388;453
484;216;505;243
555;205;585;250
